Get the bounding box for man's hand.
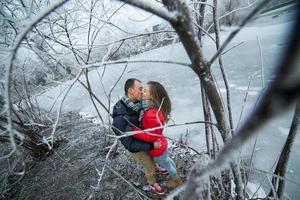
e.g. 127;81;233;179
153;139;162;149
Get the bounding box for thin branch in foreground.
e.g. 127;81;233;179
105;165;151;199
192;21;216;43
108;120;218;139
78;79;110;114
47;69;83;149
195;9;300;190
3;0;69;160
98;30;176;47
221;41;245;56
257;36;265;88
206;1;258;33
81;59;192;69
84;71;104;125
121;0;178;22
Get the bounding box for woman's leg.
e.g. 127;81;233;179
154;150;177;180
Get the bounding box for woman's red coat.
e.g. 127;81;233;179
133;108;167;157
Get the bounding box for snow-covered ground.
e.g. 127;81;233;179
35;5;299;199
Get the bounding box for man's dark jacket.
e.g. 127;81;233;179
112;100;154;152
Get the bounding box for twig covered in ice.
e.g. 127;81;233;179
121;0;178;22
165;184;186;200
3;0;69;159
194;14;300;192
206;1;258;33
105;165;151;199
109;119;218;139
91;139;118;188
221;41;245;56
257;36;265;88
47;69;83;149
81;59;192;69
78;79;110;113
192;21;216;43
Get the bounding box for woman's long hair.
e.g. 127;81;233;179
147;81;171;122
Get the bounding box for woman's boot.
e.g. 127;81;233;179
167;175;182;190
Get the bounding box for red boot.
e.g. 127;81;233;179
149;183;165;195
155;167;169;175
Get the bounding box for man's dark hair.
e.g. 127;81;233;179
124;78;141;95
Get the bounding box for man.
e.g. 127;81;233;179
112;78;165;195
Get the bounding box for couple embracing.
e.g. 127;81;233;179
112;78;182;195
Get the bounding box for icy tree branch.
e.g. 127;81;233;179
47;69;83;149
3;0;69;159
120;0;178;22
81;59;192;69
192;9;300;192
206;1;258;32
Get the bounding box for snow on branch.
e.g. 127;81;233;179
192;9;300;190
192;21;216;43
3;0;69;159
109;120;218;139
98;30;176;46
121;0;178;22
207;1;258;33
47;69;84;149
81;59;192;69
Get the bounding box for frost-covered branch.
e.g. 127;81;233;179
78;79;110;113
84;71;105;124
105;165;151;199
109;120;217;139
120;0;178;22
99;30;176;46
268;100;300;198
81;59;192;69
192;21;216;43
47;69;83;149
191;12;300;191
221;41;245;56
207;1;258;32
88;139;119;199
257;36;265;88
212;0;234;136
3;0;69;159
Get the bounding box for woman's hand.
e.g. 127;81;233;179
153;139;162;149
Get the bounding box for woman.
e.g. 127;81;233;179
133;81;182;190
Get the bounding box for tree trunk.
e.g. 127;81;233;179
212;1;244;199
195;0;207;46
268;100;300;198
201;85;211;156
160;0;244;199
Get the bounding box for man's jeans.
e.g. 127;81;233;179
130;152;156;184
154;149;177;180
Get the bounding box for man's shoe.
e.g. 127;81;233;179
155;167;169;175
149;183;165;195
